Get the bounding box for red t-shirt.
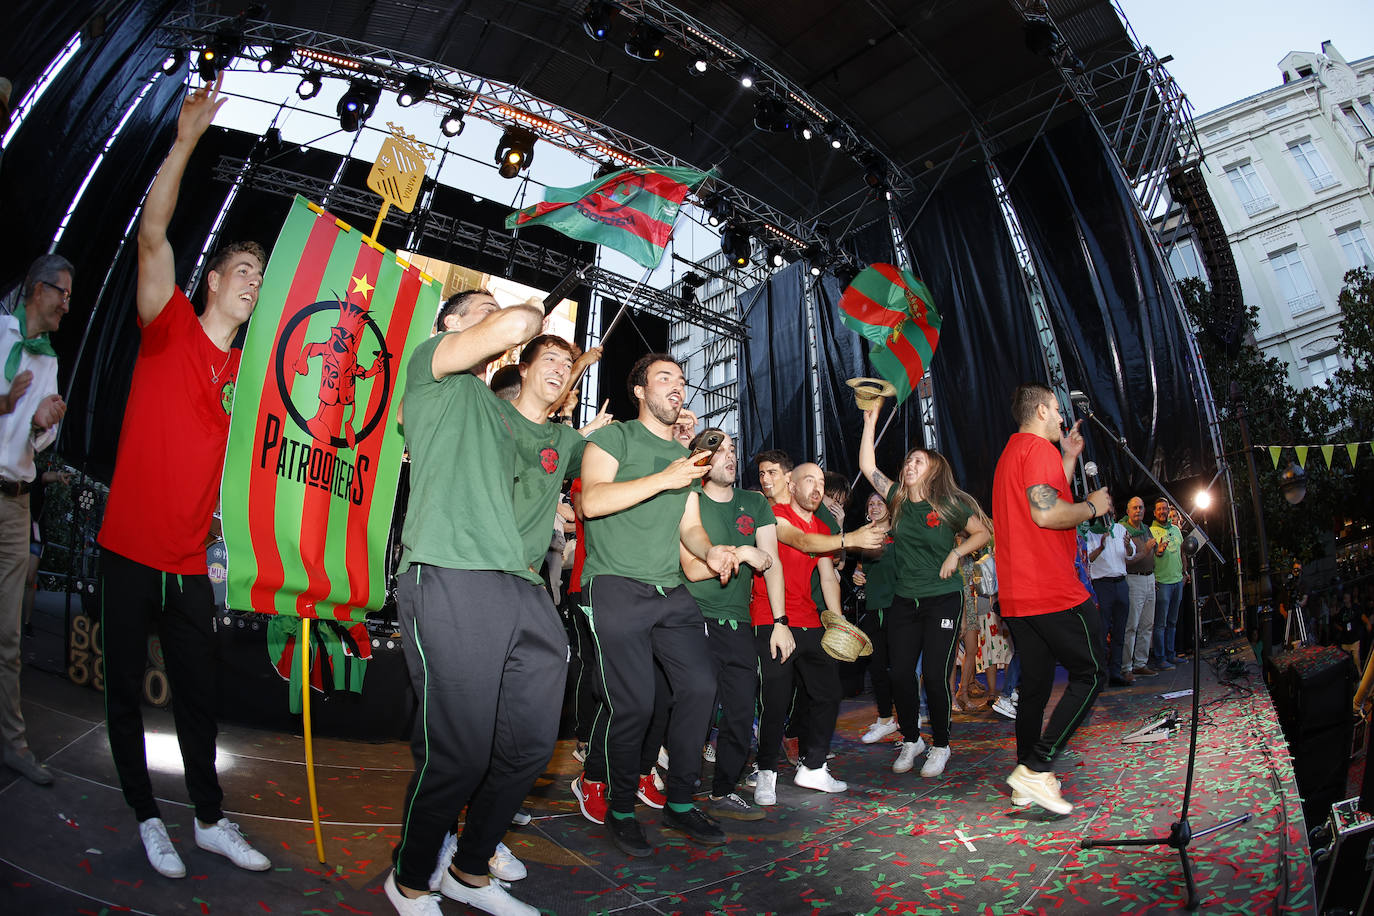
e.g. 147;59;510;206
750;502;828;628
567;477;586;596
991;431;1089;617
99;289;240;574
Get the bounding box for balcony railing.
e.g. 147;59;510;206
1287;290;1323;316
1243;195;1276;217
1307;173;1339;192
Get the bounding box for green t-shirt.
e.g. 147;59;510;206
687;488;775;623
1150;521;1184;584
811;501;838;610
863;536;897;611
398;335;531;581
498;400;584;576
581;420;694;588
890;497;969;599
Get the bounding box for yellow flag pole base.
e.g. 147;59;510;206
301;617;327;864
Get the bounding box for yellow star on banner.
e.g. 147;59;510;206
350;274;375;300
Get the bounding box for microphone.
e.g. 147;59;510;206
1083;460;1100;491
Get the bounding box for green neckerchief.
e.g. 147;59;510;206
6;303;57;381
1084;519;1110;535
1119;517;1149;537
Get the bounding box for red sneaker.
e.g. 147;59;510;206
573;775;608;825
636;771;666;809
783;737;801;767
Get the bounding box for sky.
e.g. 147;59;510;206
1118;0;1374;116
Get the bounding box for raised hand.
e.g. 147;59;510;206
177;72;227;145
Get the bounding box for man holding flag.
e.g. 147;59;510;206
386;292;582;916
97;74;273;881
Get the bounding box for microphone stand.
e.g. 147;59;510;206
1074;399;1249;910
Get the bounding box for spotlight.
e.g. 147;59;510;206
593;160;621;180
1193;489;1212;510
197;48;219;83
397;73;432;107
690;56;709;74
258;43;292;73
804;244;830;277
496;127;537;179
720;224;751;268
703;194;731;228
336;80;381;132
583;1;615;41
765;243;785;268
440;106;465;137
823;120;846;150
296;72;322;99
753;95;794;132
683;271;707;291
797;123;815;141
624;21;665;61
161;50;184;74
738;61;757;89
860;149;889;191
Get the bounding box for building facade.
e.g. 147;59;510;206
1172;42;1374;390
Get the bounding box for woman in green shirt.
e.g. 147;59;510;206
860;404;991;778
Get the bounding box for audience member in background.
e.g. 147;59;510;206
1086;516;1135;685
1149;498;1185;669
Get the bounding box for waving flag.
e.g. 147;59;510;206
221;195;439;623
838;263;942;403
506;165;712;268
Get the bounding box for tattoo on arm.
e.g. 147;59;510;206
871;470;894;499
1026;484;1059;511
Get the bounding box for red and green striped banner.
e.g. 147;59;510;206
838;263;942;403
221;196;440;622
506;165;711;268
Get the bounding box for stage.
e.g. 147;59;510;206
1;614;1316;915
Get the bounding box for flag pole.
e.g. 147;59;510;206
596;263;656;347
300;617;326;863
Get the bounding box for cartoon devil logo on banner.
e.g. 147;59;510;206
290;296;392;448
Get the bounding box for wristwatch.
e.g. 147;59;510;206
773;615;790;626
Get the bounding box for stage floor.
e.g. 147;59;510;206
0;630;1315;915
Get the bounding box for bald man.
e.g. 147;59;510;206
1120;497;1159;679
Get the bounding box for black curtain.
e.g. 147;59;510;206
599;302;668;423
738;262;813;470
996;115;1209;492
902;165;1048;513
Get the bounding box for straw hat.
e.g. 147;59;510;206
819;610;873;662
846;377;896;411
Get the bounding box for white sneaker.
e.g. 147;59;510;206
138;817;185;879
428;831;459;891
488;842;527;881
753;769;778;806
386;871;444;914
794;763;847;793
893;738;927;774
1006;764;1073;815
194;817;271;871
992;695;1018;720
1011;773;1058;807
702;743;717;763
439;868;538;915
920;745;951;777
861;718;899;744
657;746;670;770
510;807;532;826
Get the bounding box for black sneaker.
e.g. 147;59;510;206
708;792;766;821
607;814;653;857
661;806;727;846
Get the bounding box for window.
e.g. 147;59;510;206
1265;102;1289;118
1167;239;1206;283
1268;246;1321;316
1204;125;1231;141
1288;139;1338;191
1307;353;1342;389
1336;225;1374;271
1340;105;1371;140
1223;161;1275;216
1362;99;1374;126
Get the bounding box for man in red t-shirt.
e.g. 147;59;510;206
991;383;1111;816
96;76;272;880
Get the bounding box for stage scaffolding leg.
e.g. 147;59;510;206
301;618;326;864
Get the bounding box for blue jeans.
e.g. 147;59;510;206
1092;577;1130;679
1152;581;1184;664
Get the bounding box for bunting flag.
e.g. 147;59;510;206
1269;446;1282;469
1260;441;1372;469
505;165;712;268
221;196;440;623
1294;445;1309;468
1321;444;1334;469
838;263;942;403
1349;442;1361;467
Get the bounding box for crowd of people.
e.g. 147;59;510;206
0;78;1218;916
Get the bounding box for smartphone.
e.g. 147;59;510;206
692;430;726;466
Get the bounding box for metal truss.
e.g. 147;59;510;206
211;156;749;340
161;7;817;253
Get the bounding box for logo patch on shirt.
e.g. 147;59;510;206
539;447;559;474
940;617;955;630
220;381;235;415
736;513;755;535
925;510;941;528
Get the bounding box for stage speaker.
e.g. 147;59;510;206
1265;647;1357;825
1314;797;1374;915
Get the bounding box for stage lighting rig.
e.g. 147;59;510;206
624;21;665;61
197;33;241;82
737;61;757;89
719;223;752;268
764;243;786;268
297;72;322;99
583;1;615;41
440;106;465;136
161;50;184;74
397;73;432;107
258;43;292;72
796;123;816;141
833;261;862;287
804;243;830;277
823;120;847;150
496;127;537;178
702;194;731;228
690;55;709;74
753;95;794;132
336;80;380;132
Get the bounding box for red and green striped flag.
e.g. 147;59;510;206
221;195;440;622
506;165;712;268
838;263;942;403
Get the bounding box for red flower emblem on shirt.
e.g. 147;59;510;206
736;514;755;536
925;510;941;528
539;447;559;474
